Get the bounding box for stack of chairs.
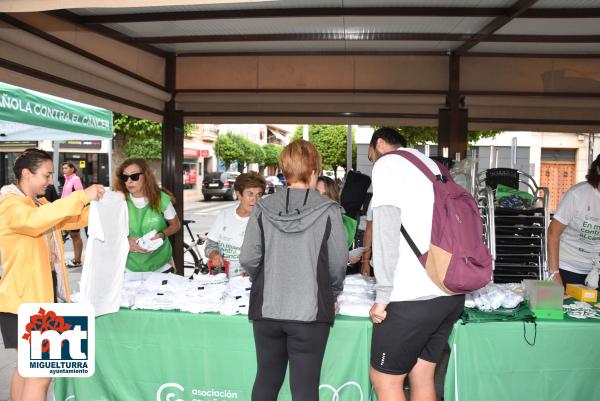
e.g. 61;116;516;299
476;168;550;283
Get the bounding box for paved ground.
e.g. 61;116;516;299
0;195;448;400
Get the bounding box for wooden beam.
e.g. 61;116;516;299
177;51;448;57
176;51;600;58
183;111;438;119
453;0;539;54
133;33;472;44
74;7;600;24
0;56;163;115
77;7;508;23
488;34;600;43
175;88;446;95
0;13;166;91
133;32;600;45
470;116;600;126
521;8;600;18
462;90;600;98
45;10;166;57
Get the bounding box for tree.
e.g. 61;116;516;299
372;126;499;146
232;135;255;172
263;143;283;167
293;125;355;179
113;113;163;160
214;133;243;171
113;113;194;160
251;143;265;165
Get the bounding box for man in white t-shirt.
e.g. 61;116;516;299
368;128;464;401
206;172;266;278
548;154;600;288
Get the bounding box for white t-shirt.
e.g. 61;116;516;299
207;205;250;277
79;190;129;316
553;181;600;274
129;195;177;220
371;148;447;302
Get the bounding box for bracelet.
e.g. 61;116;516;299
161;231;167;239
548;270;559;279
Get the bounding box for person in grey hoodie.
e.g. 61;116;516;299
240;140;348;401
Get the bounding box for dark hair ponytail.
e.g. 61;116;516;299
13;148;53;181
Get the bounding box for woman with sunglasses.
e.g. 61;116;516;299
113;159;181;278
0;148;104;401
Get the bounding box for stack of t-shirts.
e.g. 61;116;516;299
220;276;252;316
120;280;143;308
179;273;228;314
464;282;523;311
337;274;376;317
132;273;190;310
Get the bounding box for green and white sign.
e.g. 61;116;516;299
54;309;374;401
0;82;112;139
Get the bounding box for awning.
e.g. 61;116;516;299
0;82;113;140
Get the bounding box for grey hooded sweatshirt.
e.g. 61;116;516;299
239;187;348;324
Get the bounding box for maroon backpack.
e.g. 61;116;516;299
388;150;493;294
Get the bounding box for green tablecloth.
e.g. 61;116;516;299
54;309;373;401
445;314;600;401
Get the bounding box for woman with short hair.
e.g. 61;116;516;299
240;140;348;401
205;171;266;277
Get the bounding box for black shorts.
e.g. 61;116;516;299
370;295;465;375
0;312;18;349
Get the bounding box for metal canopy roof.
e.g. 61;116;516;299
0;0;599;131
59;0;600;56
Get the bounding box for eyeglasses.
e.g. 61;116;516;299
120;172;143;182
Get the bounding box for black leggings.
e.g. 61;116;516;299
252;320;330;401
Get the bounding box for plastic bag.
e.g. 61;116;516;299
495;184;534;201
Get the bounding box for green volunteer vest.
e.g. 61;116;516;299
125;191;172;272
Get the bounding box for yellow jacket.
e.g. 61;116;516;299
0;184;90;314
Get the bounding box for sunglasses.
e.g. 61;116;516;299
120;172;143;182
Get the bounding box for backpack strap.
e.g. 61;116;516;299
388;149;447;184
401;225;422;258
384;150;440;260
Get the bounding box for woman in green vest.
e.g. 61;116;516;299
113;159;181;277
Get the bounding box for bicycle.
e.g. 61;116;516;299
182;219;209;276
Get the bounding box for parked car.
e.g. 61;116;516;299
202;171;240;201
265;175;284;194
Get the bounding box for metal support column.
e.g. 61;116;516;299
162;54;184;275
438;54;468;160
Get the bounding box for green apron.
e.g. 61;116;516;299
125;192;172;272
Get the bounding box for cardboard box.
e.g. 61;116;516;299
566;284;598;303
